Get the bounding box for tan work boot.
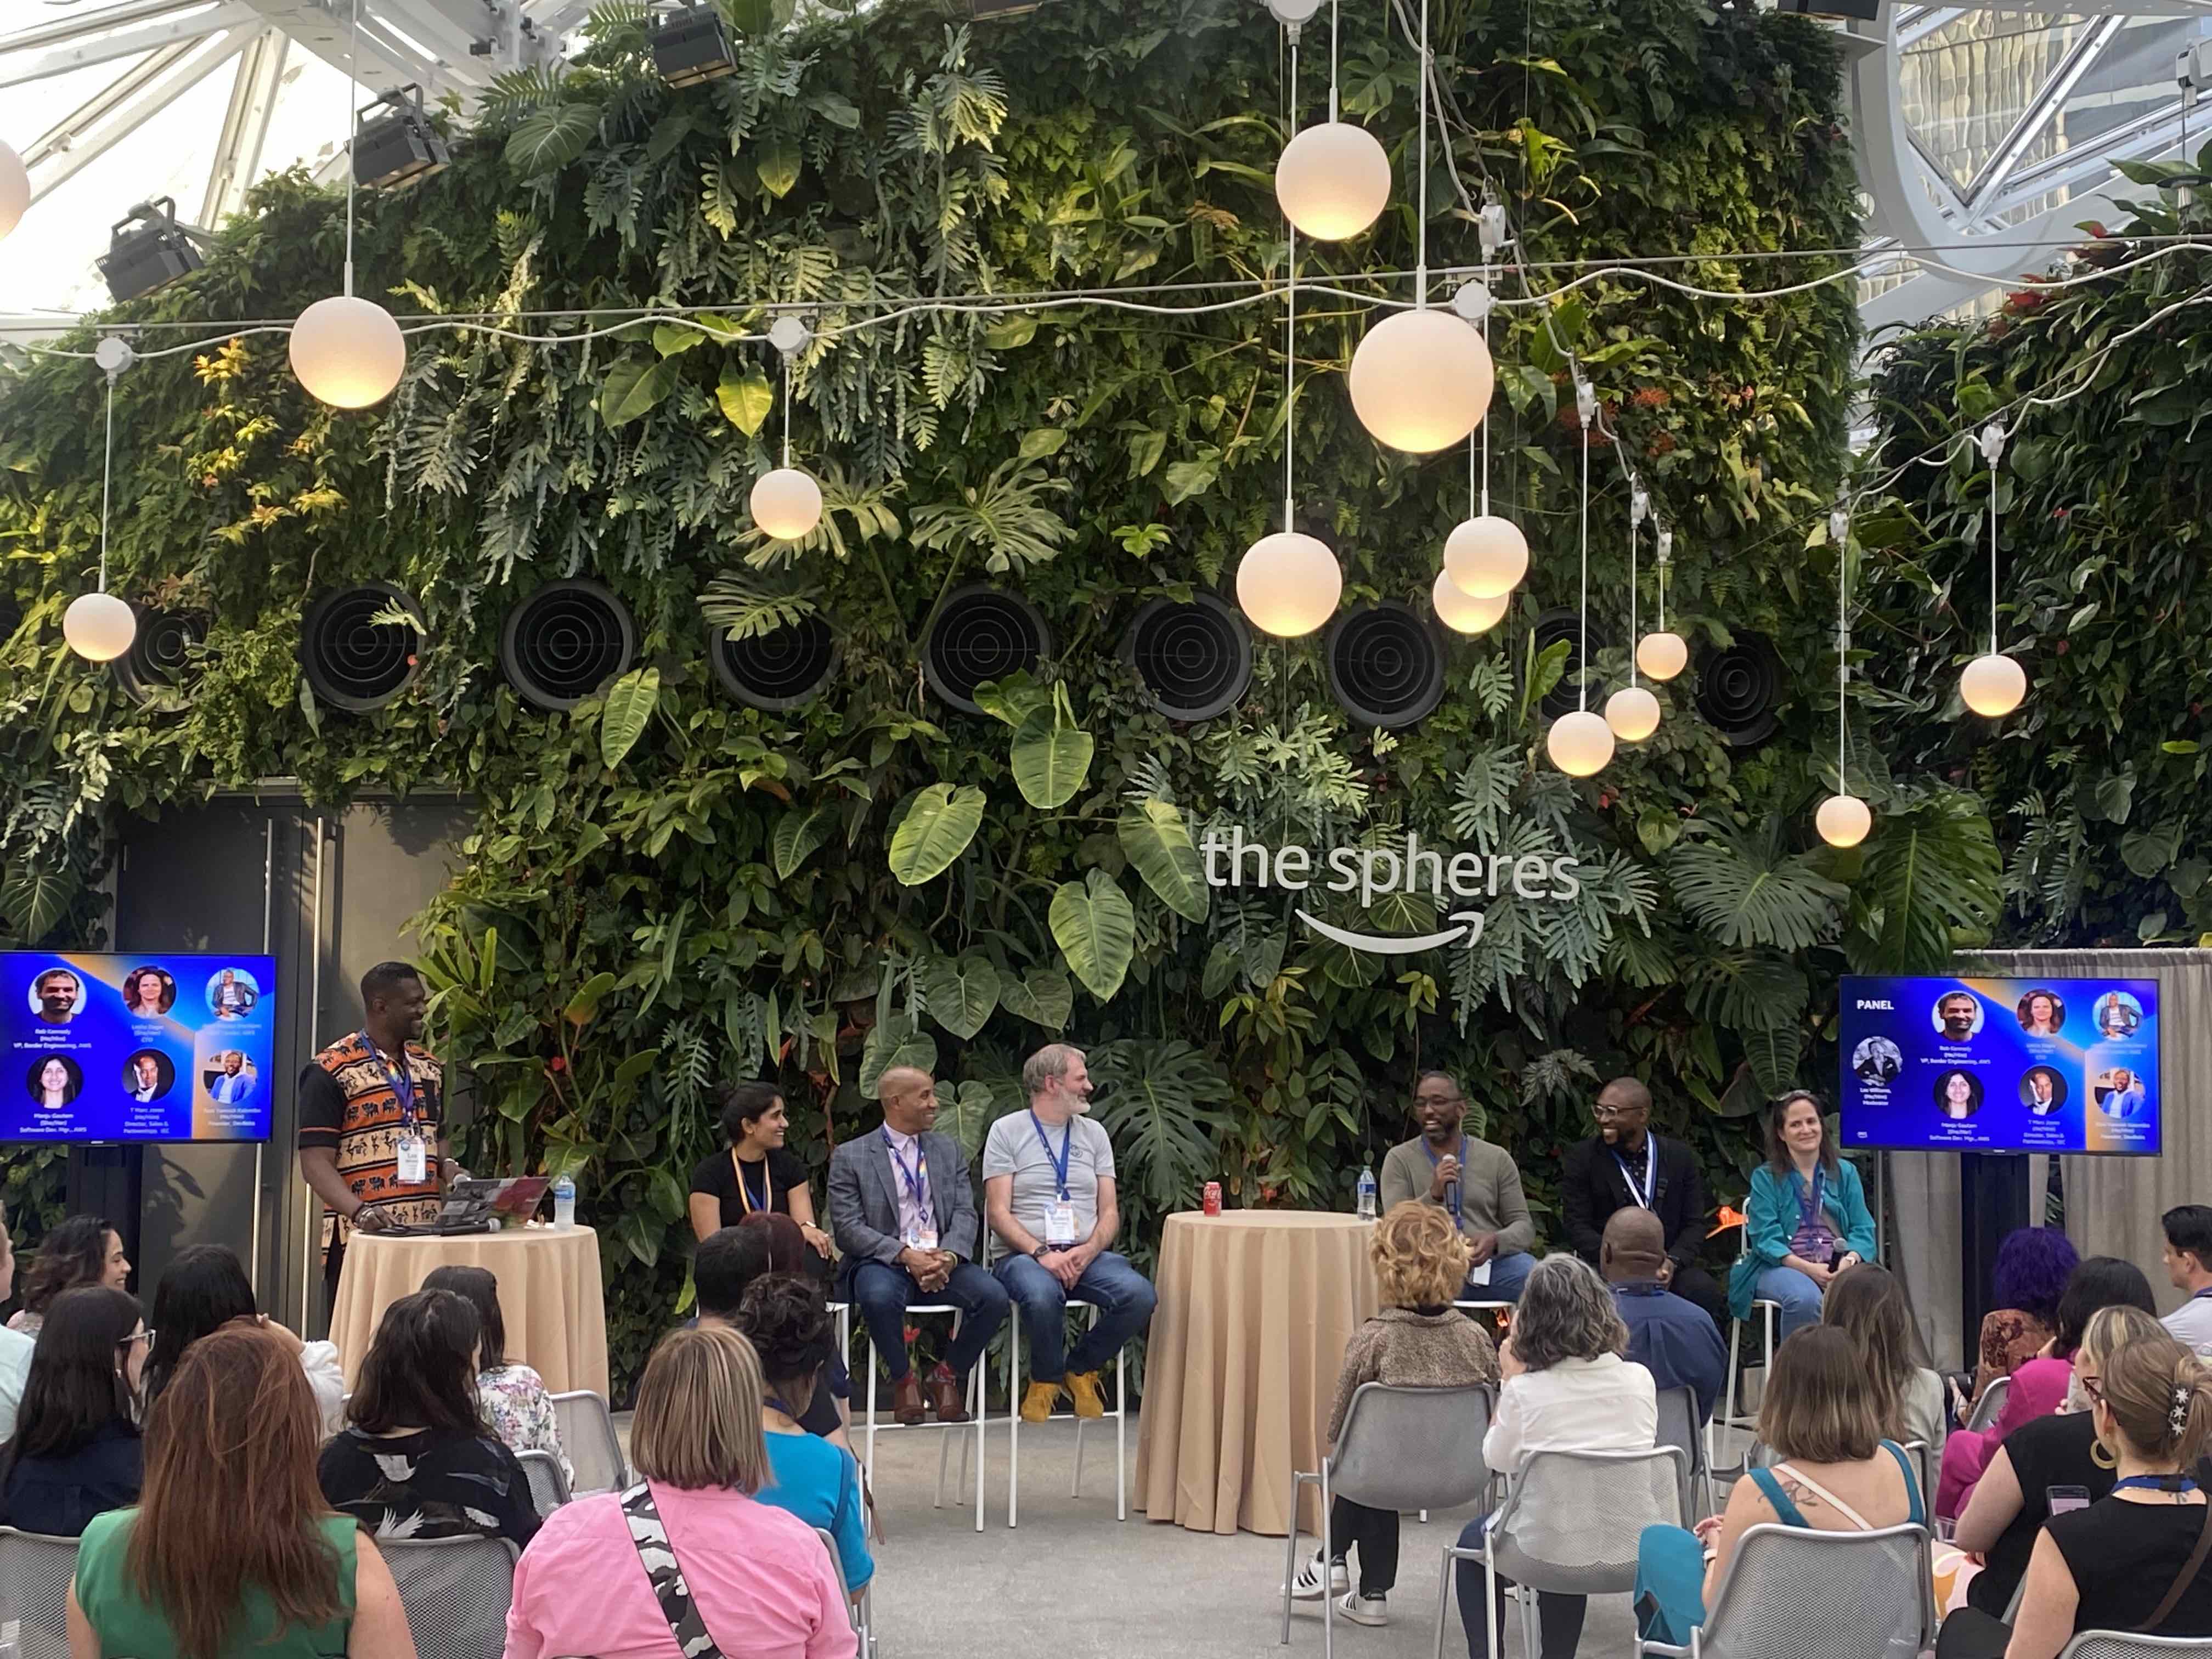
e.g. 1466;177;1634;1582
1020;1380;1060;1423
1066;1369;1107;1418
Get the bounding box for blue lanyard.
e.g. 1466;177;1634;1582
2114;1475;2200;1494
360;1032;416;1130
736;1156;772;1214
1424;1136;1468;1224
883;1131;930;1209
1029;1111;1073;1201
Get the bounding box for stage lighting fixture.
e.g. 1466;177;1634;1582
652;7;737;87
354;86;450;191
97;200;204;303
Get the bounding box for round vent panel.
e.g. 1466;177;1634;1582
1531;607;1605;719
1695;631;1786;748
921;585;1050;716
1325;602;1445;729
115;607;203;707
709;613;837;712
1122;595;1251;722
499;579;636;713
299;584;422;713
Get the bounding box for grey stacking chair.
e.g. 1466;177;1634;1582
2057;1637;2212;1659
0;1526;80;1659
1967;1373;2011;1433
380;1534;518;1659
1655;1385;1716;1519
1639;1521;1933;1659
816;1525;876;1657
550;1389;629;1494
517;1446;571;1512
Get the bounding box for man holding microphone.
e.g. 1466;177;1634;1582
1378;1071;1537;1302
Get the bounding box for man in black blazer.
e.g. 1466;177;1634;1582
828;1065;1009;1426
1560;1076;1726;1333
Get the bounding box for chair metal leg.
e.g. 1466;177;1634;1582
1282;1470;1307;1644
864;1331;879;1482
1007;1308;1022;1529
1518;1576;1538;1659
970;1360;984;1533
1485;1551;1500;1659
932;1313;963;1510
1432;1545;1455;1659
1320;1462;1334;1659
1115;1342;1127;1521
1072;1302;1096;1498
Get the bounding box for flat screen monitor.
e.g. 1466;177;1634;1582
1;952;278;1144
1838;973;2159;1155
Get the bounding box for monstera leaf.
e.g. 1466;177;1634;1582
1117;800;1207;921
887;784;985;885
1049;871;1136;1002
917;953;999;1040
1086;1037;1234;1211
1849;790;2002;973
1668;822;1848;952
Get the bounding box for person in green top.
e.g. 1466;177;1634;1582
69;1323;415;1659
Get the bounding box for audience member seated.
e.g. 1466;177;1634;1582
1378;1071;1536;1303
420;1263;570;1485
1971;1227;2080;1403
1937;1319;2212;1659
1562;1077;1726;1331
7;1215;131;1338
689;1080;834;1271
1824;1263;1945;1459
67;1324;416;1659
1939;1256;2157;1520
1636;1327;1925;1647
1726;1092;1876;1342
2160;1205;2212;1353
0;1199;32;1442
737;1275;873;1598
715;1215;858;1454
505;1324;856;1659
0;1284;146;1536
1603;1209;1726;1425
317;1288;539;1547
1288;1202;1498;1624
1456;1255;1657;1659
143;1242;346;1438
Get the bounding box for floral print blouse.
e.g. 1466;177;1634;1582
478;1362;572;1485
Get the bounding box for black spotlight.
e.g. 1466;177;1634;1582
708;612;838;712
1695;631;1786;748
1122;595;1251;722
354;86;450;190
1325;602;1446;729
652;7;737;86
922;585;1051;716
97;200;204;303
500;578;637;712
114;606;203;707
299;584;424;713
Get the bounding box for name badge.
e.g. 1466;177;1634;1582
907;1223;939;1251
396;1132;427;1185
1046;1201;1079;1246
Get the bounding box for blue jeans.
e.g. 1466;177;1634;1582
1755;1264;1826;1341
1457;1514;1587;1659
845;1259;1009;1383
1463;1249;1536;1304
993;1250;1157;1383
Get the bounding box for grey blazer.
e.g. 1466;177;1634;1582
827;1129;980;1277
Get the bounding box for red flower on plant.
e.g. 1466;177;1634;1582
548;1055;567;1074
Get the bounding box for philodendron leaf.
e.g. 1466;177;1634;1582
859;1014;938;1099
887;783;986;885
1117;799;1208;921
716;365;774;435
917;952;1000;1040
599;667;661;768
0;868;76;940
1049;870;1136;1002
998;967;1074;1030
772;801;838;878
1010;684;1093;809
755;136;801;198
505;103;600;174
597;357;681;429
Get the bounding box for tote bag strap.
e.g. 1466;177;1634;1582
620;1481;726;1659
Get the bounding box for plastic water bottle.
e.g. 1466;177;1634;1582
1356;1165;1378;1220
552;1173;577;1231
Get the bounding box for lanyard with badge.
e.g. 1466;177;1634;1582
363;1031;427;1186
1614;1138;1657;1210
1423;1135;1468;1226
884;1131;937;1250
1031;1110;1079;1246
731;1152;774;1217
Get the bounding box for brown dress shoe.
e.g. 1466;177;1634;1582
929;1363;970;1423
891;1370;926;1425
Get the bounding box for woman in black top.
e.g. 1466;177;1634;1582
687;1081;832;1265
317;1287;539;1548
0;1285;147;1536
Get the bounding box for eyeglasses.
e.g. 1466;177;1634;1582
119;1328;155;1348
1593;1104;1641;1120
2079;1374;2104;1404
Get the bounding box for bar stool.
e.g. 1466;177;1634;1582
859;1304;986;1531
1715;1297;1782;1474
1003;1295;1125;1526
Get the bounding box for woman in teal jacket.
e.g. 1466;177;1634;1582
1726;1091;1878;1339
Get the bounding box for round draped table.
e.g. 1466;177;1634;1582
1135;1210;1378;1536
330;1224;610;1398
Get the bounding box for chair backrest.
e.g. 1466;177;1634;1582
517;1447;571;1512
1654;1386;1708;1514
1329;1383;1494;1514
1900;1439;1936;1514
1968;1374;2011;1434
0;1527;81;1659
1490;1446;1686;1594
1695;1522;1933;1659
2058;1635;2212;1659
381;1534;519;1659
813;1525;866;1634
550;1389;628;1494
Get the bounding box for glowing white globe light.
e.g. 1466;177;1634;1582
1961;652;2027;716
1604;685;1661;743
751;467;823;540
1816;793;1874;849
1431;569;1510;634
1236;531;1341;637
63;592;136;662
1274;121;1392;241
289;295;407;408
1635;630;1688;682
0;142;27;242
1547;709;1615;777
1443;515;1528;599
1347;308;1495;454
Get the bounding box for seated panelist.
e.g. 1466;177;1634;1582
1378;1071;1536;1303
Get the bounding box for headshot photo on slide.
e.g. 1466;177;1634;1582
26;1053;83;1108
1932;990;1983;1041
1934;1068;1983;1120
29;966;82;1025
2019;1065;2066;1115
2015;988;2066;1037
122;965;177;1017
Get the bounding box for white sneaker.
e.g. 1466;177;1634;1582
1335;1592;1389;1626
1288;1551;1349;1599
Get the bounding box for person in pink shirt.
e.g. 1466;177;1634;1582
504;1324;855;1659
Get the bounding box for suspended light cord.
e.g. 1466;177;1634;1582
1832;504;1850;794
1413;0;1430;305
1577;390;1592;713
98;369;115;592
1983;422;2006;656
343;0;360;296
1626;484;1640;689
782;355;794;469
1328;0;1340;120
1478;280;1491;514
1284;36;1299;529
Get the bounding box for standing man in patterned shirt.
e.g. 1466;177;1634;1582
296;961;460;1311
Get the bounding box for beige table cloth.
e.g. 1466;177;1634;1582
330;1224;610;1399
1135;1210;1379;1536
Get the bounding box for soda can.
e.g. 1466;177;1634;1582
1203;1181;1222;1216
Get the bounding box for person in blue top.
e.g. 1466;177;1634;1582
1726;1091;1877;1341
740;1272;873;1598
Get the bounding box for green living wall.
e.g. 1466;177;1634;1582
0;0;2042;1387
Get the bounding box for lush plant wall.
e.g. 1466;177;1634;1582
0;0;2018;1386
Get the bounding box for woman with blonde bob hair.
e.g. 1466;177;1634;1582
1288;1202;1498;1624
504;1325;855;1659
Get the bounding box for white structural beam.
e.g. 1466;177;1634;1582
241;0;566;105
200;26;290;228
0;0;261;89
20;27;259;204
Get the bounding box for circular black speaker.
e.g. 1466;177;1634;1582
1122;595;1251;722
921;585;1051;716
1695;631;1786;748
708;613;837;712
1325;602;1445;729
1531;607;1606;719
499;579;636;713
299;584;423;713
114;606;202;707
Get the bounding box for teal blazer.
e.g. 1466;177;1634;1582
1725;1159;1878;1321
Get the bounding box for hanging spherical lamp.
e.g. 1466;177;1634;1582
1604;685;1661;743
0;142;27;242
1961;651;2027;717
1546;709;1615;777
1274;122;1391;241
751;467;823;540
1237;531;1341;637
1347;308;1495;454
1635;630;1688;682
63;592;136;662
1816;793;1873;849
1431;569;1509;634
289;295;407;408
1443;515;1528;599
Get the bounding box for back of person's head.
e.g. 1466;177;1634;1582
2077;1303;2168;1379
630;1324;770;1493
2093;1323;2212;1469
144;1244;256;1407
694;1226;772;1322
129;1325;340;1659
738;1211;808;1277
736;1273;833;1394
1509;1255;1628;1370
1991;1227;2080;1326
718;1080;782;1146
2053;1256;2158;1357
1600;1207;1668;1282
6;1283;141;1462
20;1214;115;1315
1760;1326;1883;1465
1371;1201;1468;1308
2164;1207;2212;1276
421;1265;509;1372
1821;1263;1927;1438
348;1288;483;1437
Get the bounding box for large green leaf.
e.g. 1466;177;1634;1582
997;967;1073;1030
1117;800;1208;921
1049;870;1136;1001
772;802;838;879
505;103;600;174
1739;1026;1805;1098
938;1079;1000;1159
716;365;774;435
1010;686;1093;809
917;952;1000;1040
755;137;802;198
1668;825;1848;952
0;868;76;941
1087;1037;1235;1211
1850;791;2002;973
887;783;986;885
859;1015;938;1099
597;357;682;429
599;666;660;769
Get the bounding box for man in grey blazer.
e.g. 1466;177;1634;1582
828;1064;1010;1425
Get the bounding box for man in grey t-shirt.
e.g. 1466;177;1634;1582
984;1043;1158;1423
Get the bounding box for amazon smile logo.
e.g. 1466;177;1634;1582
1200;827;1581;954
